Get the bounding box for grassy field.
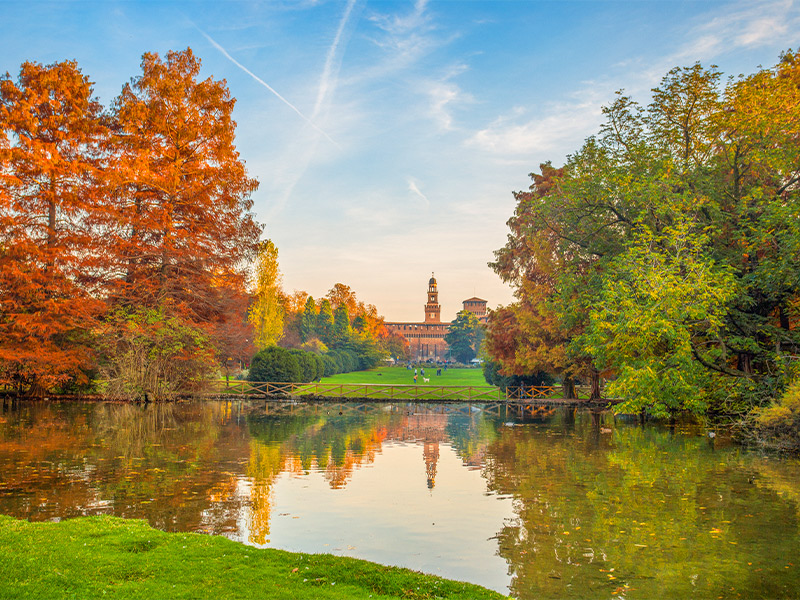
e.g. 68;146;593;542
320;366;488;386
0;515;508;600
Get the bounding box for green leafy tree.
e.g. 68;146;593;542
445;310;484;364
98;305;217;401
579;218;737;417
488;51;800;418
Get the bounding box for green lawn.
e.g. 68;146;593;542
0;515;508;600
321;366;487;386
217;366;500;401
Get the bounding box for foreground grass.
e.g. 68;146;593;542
0;515;508;600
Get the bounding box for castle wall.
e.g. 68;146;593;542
385;322;450;361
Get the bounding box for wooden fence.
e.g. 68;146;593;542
208;380;602;403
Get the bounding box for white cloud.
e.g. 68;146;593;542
421;62;472;131
465;98;603;159
464;0;800;164
407;177;431;209
677;0;798;60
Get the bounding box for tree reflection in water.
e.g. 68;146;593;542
0;400;799;599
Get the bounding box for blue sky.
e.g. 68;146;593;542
3;0;799;321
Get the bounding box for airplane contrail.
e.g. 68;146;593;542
198;29;338;146
313;0;357;119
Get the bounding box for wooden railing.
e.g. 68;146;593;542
209;380;504;401
504;385;593;401
207;381;598;402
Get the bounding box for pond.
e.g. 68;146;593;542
0;398;799;599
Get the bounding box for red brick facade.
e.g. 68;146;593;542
386;275;487;362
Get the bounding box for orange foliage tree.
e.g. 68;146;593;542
107;48;261;321
487;164;586;397
0;61;109;394
1;49;262;398
97;49;261;398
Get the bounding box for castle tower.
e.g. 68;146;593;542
462;297;488;321
424;273;441;323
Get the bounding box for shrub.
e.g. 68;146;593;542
98;305;216;401
248;346;302;383
482;359;553;390
337;349;359;372
749;380;800;453
313;354;326;380
289;349;318;382
322;355;338;377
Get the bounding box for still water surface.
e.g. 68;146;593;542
1;399;799;599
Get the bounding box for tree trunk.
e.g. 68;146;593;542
737;353;753;375
562;376;576;400
589;369;601;401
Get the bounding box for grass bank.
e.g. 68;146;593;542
0;515;508;600
320;366;487;386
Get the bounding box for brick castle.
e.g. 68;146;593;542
385;274;487;362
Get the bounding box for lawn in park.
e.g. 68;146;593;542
321;365;490;387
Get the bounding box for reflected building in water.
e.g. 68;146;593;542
393;412;449;489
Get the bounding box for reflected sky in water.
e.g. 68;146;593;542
1;399;799;599
257;442;514;591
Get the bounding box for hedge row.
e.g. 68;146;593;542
248;346;366;383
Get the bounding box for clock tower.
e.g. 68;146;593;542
424;273;441;323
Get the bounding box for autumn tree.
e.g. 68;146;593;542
382;330;410;361
277;289;309;348
100;48;261;398
0;60;108;394
326;283;359;316
108;48;260;311
248;240;284;350
488;50;800;417
210;288;255;377
487;164;584;398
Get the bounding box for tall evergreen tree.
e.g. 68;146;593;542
316;299;334;344
300;296;317;343
332;303;352;347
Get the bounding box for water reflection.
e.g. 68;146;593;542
0;399;799;599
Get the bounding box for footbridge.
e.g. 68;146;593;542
207;380;619;407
